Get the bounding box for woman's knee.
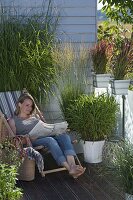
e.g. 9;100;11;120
57;133;71;142
43;137;58;147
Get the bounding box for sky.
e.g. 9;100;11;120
97;0;103;10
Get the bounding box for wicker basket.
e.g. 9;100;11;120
18;157;35;181
0;115;10;143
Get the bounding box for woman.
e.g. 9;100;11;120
8;93;85;178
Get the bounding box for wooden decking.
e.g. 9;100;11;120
17;153;125;200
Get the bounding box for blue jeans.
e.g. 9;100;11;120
32;133;76;166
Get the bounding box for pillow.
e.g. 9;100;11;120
28;120;68;141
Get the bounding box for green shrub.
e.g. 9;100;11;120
0;139;23;200
0;1;59;100
0;139;21;167
67;93;119;141
113;140;133;194
103;140;133;195
0;164;23;200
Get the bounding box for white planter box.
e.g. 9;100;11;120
93;74;111;88
111;79;130;95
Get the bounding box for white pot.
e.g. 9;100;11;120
93;74;111;88
111;79;130;95
83;140;105;163
125;193;133;200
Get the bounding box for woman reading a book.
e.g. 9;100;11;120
8;93;85;178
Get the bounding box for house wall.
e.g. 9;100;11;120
2;0;97;47
55;0;97;47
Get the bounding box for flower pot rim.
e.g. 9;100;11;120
84;140;105;143
110;79;131;82
93;73;112;77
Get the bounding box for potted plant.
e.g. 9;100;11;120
109;38;132;95
103;140;133;199
0;164;23;200
90;40;112;88
67;93;119;163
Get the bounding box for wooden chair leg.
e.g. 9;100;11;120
42;167;67;177
74;154;82;166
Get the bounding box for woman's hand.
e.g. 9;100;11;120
17;134;32;147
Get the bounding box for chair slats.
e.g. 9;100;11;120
0;91;21;119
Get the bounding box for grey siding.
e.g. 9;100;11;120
1;0;97;46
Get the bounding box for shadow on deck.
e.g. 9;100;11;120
17;153;125;200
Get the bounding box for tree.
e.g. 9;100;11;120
99;0;133;24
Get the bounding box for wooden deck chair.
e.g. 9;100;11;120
0;91;21;141
0;91;70;180
0;90;81;180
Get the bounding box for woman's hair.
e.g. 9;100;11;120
14;93;36;116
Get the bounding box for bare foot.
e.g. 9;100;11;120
69;165;86;178
72;167;86;179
